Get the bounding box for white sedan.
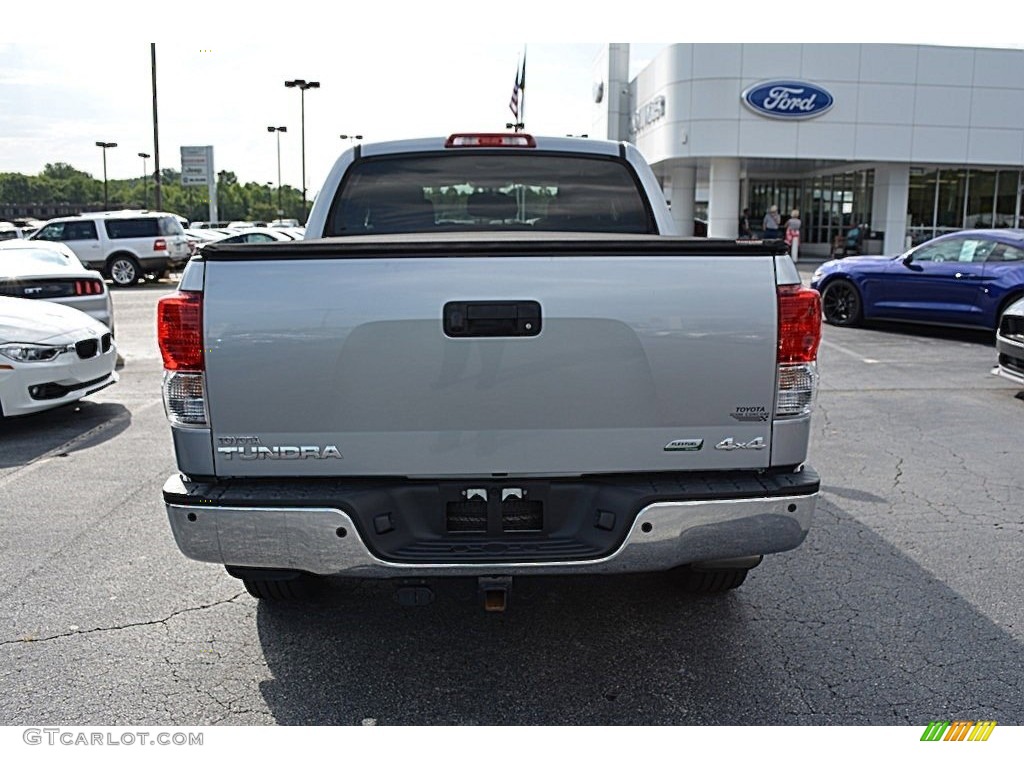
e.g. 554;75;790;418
0;296;118;418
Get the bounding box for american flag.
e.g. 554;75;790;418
508;52;525;120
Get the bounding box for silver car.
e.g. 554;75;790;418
0;240;114;332
994;296;1024;386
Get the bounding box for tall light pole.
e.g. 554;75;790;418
267;126;287;216
96;141;117;211
339;133;363;145
284;79;319;223
151;43;162;210
138;152;151;208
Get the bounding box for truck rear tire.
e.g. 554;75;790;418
226;566;317;601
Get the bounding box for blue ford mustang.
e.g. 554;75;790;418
810;229;1024;331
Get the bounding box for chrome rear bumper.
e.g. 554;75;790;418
164;472;817;577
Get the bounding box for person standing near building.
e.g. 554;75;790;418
785;208;802;260
762;205;781;239
739;207;753;238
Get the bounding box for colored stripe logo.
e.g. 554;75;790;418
921;721;996;742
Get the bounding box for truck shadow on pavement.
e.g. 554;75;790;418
252;495;1023;725
0;400;131;469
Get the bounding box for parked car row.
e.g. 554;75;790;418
5;219;1021;421
14;210;307;291
0;237;119;419
0;222;39;240
0;212;309;420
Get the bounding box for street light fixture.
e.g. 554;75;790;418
267;126;287;215
284;79;320;223
138;152;151;208
96;141;117;210
339;134;363;145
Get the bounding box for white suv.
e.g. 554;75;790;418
29;211;190;287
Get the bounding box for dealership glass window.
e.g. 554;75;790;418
908;168;936;229
996;170;1020;228
855;170;873;233
748;171;872;246
908;168;938;244
966;170;996;228
936;169;967;232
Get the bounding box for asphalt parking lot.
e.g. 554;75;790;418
1;267;1022;726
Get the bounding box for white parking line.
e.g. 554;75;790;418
821;338;880;364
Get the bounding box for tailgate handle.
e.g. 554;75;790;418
444;301;542;338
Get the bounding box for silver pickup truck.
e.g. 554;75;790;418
158;134;822;609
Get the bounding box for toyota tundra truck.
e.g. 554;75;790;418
158;133;822;608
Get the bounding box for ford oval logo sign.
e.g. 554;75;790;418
742;80;833;120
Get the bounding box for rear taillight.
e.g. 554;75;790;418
776;285;821;418
153;238;167;251
74;279;104;295
777;285;821;364
445;133;536;148
158;291;207;427
163;371;208;427
158;291;204;371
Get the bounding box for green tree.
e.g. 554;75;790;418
1;164;310;224
41;162;93;181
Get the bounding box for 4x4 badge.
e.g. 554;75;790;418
664;439;704;452
715;437;766;451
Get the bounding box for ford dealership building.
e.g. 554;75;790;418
591;44;1024;256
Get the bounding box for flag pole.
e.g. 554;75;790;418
519;46;526;132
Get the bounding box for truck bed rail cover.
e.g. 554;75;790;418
200;232;790;260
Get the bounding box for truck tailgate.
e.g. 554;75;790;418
202;251;780;477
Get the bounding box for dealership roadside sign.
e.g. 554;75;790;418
180;145;218;222
180;146;213;187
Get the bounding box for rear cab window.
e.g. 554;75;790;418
325;152;657;237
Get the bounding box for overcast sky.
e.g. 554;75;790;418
0;3;1017;199
0;40;631;193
